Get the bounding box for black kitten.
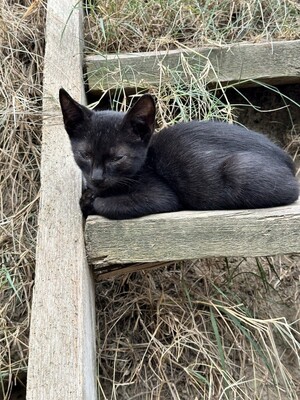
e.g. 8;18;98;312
59;89;299;219
59;89;180;218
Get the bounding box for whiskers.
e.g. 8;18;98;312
86;174;140;194
113;176;139;188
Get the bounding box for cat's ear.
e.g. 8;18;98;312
59;88;92;135
123;94;156;141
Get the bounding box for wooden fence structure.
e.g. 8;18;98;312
27;1;300;398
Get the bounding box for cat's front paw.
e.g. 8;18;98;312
80;189;96;218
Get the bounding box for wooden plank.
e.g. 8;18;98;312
27;1;97;399
86;198;300;271
85;40;300;91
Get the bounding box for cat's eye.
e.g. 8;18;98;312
79;151;92;160
111;155;125;162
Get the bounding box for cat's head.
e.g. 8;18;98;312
59;88;156;191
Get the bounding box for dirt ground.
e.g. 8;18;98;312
226;84;300;145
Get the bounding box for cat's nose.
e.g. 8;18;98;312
91;168;104;183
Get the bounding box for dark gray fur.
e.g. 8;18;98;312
59;89;299;219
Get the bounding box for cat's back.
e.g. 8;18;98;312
151;120;294;171
149;120;298;209
152;120;281;153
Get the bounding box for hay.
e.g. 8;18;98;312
0;0;45;397
95;257;300;399
84;0;300;53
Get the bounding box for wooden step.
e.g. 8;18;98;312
86;197;300;278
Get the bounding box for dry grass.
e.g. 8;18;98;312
84;0;300;53
95;257;300;399
0;1;299;399
0;0;45;398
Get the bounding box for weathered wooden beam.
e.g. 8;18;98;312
86;198;300;273
27;1;97;399
85;40;300;92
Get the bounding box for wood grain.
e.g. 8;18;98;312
86;198;300;272
86;40;300;91
27;1;97;399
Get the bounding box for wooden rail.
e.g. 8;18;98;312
85;40;300;91
86;198;300;276
27;1;97;399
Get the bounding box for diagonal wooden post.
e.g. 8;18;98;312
27;1;97;399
